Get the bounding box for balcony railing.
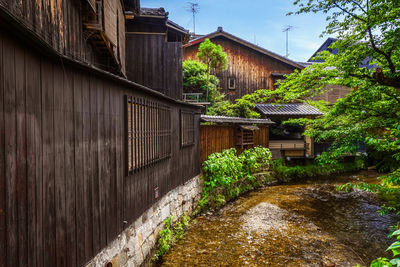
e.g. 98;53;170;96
269;140;306;150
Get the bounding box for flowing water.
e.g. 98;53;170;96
160;171;398;266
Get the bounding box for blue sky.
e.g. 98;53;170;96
141;0;334;62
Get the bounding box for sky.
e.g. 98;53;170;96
140;0;334;62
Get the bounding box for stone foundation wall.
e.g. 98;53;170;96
86;175;202;267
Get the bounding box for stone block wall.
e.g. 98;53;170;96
86;175;202;267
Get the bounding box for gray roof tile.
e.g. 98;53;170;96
140;7;167;16
200;115;274;125
255;104;323;116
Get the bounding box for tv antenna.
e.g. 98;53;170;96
282;25;294;57
187;2;200;35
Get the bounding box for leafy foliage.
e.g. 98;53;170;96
153;214;191;262
278;0;400;169
271;157;365;182
207;89;276;118
198;147;273;212
183;60;220;102
197;39;228;102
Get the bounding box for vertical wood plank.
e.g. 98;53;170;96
15;43;28;267
82;74;93;261
90;75;100;254
42;59;56;267
74;71;85;266
54;65;67;267
4;36;18;267
104;82;112;243
109;86;118;238
64;68;77;267
25;50;41;267
97;80;107;248
0;31;7;267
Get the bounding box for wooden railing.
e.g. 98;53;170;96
269;140;306;150
183;93;203;103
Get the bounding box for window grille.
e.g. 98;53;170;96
180;110;195;147
237;125;258;149
126;96;171;174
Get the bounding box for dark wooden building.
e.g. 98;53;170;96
0;1;200;267
183;27;304;101
200;115;274;162
125;7;189;99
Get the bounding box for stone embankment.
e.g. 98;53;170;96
86;175;202;267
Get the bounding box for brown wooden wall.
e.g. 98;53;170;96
0;0;127;74
183;36;299;101
126;33;183;100
312;84;352;103
0;27;200;267
200;125;269;162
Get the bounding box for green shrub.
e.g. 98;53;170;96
153;214;191;262
198;147;272;212
271;157;365;182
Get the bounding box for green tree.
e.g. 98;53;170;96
278;0;400;164
182;60;220;102
197;39;228;102
277;1;400;264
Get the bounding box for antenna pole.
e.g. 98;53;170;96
187;2;200;35
283;25;293;57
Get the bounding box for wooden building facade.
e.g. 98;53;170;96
0;1;200;267
125;8;188;100
200;115;274;162
183;27;304;101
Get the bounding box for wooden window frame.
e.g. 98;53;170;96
180;110;195;148
228;78;236;90
236;126;258;149
125;95;172;175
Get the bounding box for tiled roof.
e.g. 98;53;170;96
255;104;323;116
140;7;168;17
200;115;274;125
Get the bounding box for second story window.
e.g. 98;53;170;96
228;78;236;90
126;96;171;174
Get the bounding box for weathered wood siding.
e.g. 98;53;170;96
312;84;352;103
126;34;183;99
200;125;269;162
0;27;200;267
183;36;298;101
0;0;126;74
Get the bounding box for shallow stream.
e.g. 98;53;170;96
160;171;397;266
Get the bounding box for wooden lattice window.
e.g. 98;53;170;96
237;125;259;149
126;96;171;174
180;110;195;147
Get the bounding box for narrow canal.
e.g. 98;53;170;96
160;171;397;266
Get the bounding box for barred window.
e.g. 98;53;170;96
237;125;258;149
180;110;195;147
126;96;171;174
